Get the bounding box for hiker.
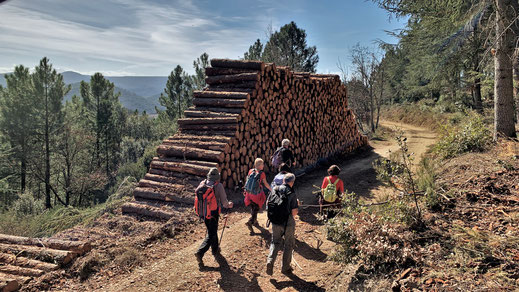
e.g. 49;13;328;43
271;139;296;172
244;158;272;234
266;173;299;276
194;168;233;269
320;165;344;219
271;163;291;188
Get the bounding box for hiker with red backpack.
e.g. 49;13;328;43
266;173;299;276
194;168;233;269
271;139;296;172
320;165;344;219
244;158;272;235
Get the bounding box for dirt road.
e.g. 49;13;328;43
100;121;437;292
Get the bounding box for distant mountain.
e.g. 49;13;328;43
66;82;162;114
0;71;167;114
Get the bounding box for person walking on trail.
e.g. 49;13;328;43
266;173;299;276
320;165;344;219
194;168;233;269
271;139;296;172
271;163;291;188
244;158;272;235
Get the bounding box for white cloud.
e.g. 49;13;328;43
0;0;269;75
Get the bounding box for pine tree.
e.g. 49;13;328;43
0;65;35;192
159;65;190;119
244;39;263;61
262;22;319;72
32;57;70;208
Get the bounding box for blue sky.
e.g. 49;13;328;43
0;0;406;76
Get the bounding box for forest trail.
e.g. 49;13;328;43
100;121;437;292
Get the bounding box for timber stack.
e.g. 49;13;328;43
0;234;91;291
122;59;367;220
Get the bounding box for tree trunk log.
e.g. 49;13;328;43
0;234;90;255
0;243;76;265
0;265;44;277
210;59;264;70
193;98;246;108
121;202;175;220
193;91;249;99
205;67;258;76
156;145;224;163
0;279;19;292
205;73;259;85
0;253;58;272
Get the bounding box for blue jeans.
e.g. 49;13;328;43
267;215;295;272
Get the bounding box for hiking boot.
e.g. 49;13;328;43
281;267;294;276
266;262;274;276
252;220;260;228
245;221;254;235
194;252;204;269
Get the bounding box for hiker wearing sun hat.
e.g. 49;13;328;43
194;167;233;269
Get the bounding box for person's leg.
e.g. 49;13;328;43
196;218;213;256
250;202;259;224
266;223;283;274
281;216;296;273
208;217;220;254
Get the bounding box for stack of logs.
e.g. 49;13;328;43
0;234;91;291
122;59;367;220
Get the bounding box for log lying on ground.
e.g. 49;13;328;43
150;160;213;177
0;234;90;255
0;253;58;272
137;179;184;192
210;59;264;70
133;187;193;204
193;98;246;108
0;243;76;265
205;73;259;85
121;202;175;220
0;272;31;284
0;279;19;292
0;265;44;277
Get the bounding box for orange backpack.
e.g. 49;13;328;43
194;180;220;220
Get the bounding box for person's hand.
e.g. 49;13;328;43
297;199;300;206
228;202;234;208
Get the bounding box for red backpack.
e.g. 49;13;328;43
194;180;220;220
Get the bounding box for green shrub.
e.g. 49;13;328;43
416;157;440;210
10;192;45;216
434;114;492;159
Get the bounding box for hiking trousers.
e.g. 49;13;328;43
248;202;260;224
197;216;219;256
267;215;295;272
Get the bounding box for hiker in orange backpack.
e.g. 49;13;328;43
320;165;344;219
194;168;233;269
244;158;272;235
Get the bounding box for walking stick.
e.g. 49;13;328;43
219;214;229;246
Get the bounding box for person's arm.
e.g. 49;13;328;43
290;191;299;217
291;208;298;216
215;184;233;208
262;173;272;192
338;180;345;196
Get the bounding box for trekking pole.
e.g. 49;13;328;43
219;214;229;246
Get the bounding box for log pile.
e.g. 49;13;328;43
0;234;91;291
123;58;367;220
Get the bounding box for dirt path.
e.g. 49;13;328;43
100;121;437;292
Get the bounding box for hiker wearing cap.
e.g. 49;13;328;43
194;168;233;269
271;139;296;172
244;158;272;235
271;163;291;188
266;173;299;276
320;165;344;219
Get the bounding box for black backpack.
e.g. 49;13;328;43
267;185;291;225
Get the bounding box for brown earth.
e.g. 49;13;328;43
24;121;437;291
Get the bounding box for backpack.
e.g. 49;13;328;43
272;172;286;188
267;185;291;225
244;169;263;195
322;177;340;203
271;147;283;170
194;181;220;220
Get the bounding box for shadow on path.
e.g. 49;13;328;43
270;273;325;292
